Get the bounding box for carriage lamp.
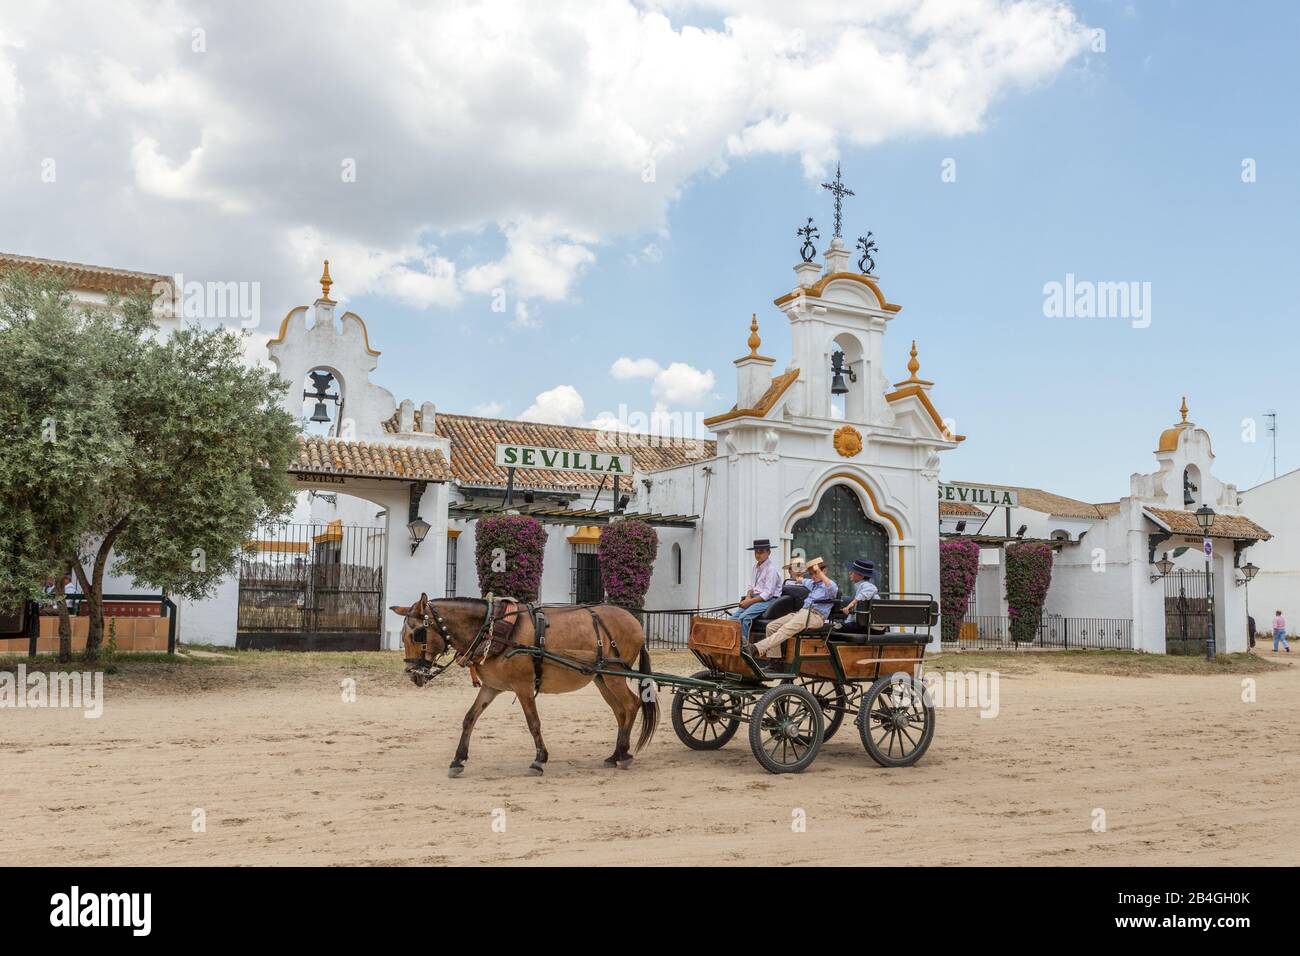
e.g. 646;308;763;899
1236;561;1259;587
1150;553;1175;582
1194;505;1216;531
406;517;431;555
304;370;341;424
830;350;856;396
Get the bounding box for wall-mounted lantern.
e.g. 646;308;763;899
1150;553;1175;582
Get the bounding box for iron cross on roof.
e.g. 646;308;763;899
820;163;855;238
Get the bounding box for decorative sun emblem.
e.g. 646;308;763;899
833;425;863;458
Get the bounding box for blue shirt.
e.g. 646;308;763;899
802;579;839;617
851;579;879;604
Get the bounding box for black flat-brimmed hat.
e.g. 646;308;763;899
851;559;876;576
746;538;773;551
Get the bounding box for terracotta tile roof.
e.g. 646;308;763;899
1144;507;1271;541
940;500;986;517
0;252;171;296
383;411;716;490
291;435;450;482
702;368;800;426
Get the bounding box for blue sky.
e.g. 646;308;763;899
4;1;1296;504
348;0;1300;503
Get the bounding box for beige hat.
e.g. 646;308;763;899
806;556;827;571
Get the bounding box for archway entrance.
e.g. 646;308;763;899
791;484;891;596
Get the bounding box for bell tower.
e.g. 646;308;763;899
774;235;902;426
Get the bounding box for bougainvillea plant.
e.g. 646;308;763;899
474;514;546;602
939;538;981;643
597;519;659;610
1005;541;1053;642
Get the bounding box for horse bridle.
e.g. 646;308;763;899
410;599;497;679
410;604;457;678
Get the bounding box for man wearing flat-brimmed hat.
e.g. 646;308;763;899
752;556;839;660
842;559;879;615
729;538;782;640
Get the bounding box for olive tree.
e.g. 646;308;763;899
0;268;299;660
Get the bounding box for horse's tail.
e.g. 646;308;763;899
633;643;659;754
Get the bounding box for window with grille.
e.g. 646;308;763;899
446;534;458;598
571;543;602;604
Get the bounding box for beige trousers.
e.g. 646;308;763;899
753;609;825;658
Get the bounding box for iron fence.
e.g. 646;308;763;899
640;605;735;650
945;614;1133;651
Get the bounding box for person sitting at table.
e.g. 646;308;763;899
728;538;782;641
751;557;839;660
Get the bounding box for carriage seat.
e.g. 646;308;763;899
830;598;938;645
745;583;810;641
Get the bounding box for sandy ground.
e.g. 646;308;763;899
2;647;1297;866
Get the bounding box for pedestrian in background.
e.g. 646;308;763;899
1272;610;1290;653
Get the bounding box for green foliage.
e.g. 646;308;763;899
0;266;298;654
103;618;118;663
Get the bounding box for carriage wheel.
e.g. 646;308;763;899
671;671;741;750
857;674;934;768
797;678;849;741
748;684;824;774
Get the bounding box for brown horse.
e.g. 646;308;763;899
390;594;658;778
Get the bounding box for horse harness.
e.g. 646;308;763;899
415;598;624;696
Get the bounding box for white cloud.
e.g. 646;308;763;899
471;401;506;418
652;361;716;405
611;356;716;405
512;300;539;328
611;356;662;379
461;217;597;303
0;0;1091;322
286;228;461;309
519;384;586;425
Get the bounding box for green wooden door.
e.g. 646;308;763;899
791;485;891;597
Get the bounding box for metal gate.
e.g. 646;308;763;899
1164;568;1211;656
236;522;385;650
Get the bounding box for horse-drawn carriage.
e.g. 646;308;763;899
393;584;937;777
671;586;938;773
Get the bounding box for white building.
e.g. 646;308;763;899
1238;468;1300;636
14;247;1273;656
946;399;1271;653
224;238;959;652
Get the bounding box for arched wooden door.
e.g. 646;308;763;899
791;484;891;597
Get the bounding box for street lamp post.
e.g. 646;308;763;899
1195;506;1216;660
1237;560;1260;647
